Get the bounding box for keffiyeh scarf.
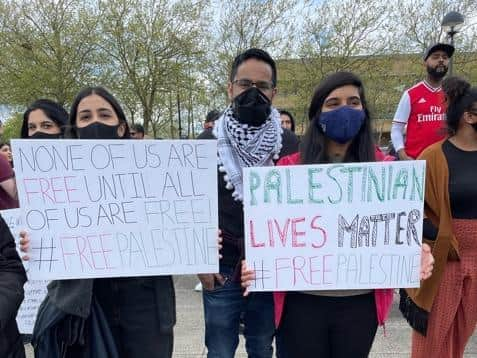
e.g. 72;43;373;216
213;105;283;201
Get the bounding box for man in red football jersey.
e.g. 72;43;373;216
391;43;454;160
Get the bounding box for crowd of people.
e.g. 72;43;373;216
0;43;475;358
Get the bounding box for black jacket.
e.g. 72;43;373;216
0;214;27;358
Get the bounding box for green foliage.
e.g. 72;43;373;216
0;0;101;106
0;0;475;139
1;113;23;142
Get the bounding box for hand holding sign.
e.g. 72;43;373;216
19;230;30;261
241;260;255;296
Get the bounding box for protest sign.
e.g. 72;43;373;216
11;139;219;280
1;208;48;334
17;278;48;334
243;160;425;292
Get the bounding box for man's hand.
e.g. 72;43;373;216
197;273;226;291
241;260;256;297
398;149;413;161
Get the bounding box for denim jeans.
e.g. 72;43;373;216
203;266;275;358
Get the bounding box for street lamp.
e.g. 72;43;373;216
441;11;465;75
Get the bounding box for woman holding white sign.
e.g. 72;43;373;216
21;87;175;358
400;77;477;357
241;72;434;358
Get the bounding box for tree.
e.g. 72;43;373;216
0;0;101;107
391;0;476;53
282;0;395;130
0;113;23;141
390;0;477;80
203;0;307;105
278;0;477;134
98;0;209;135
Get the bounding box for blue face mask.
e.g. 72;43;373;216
317;106;365;144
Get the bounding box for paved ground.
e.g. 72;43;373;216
26;275;477;357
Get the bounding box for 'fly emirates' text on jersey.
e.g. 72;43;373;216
393;81;446;158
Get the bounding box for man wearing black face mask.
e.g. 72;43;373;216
197;48;298;358
391;43;454;160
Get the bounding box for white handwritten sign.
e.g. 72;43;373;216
1;208;49;334
11;139;219;280
17;279;49;334
243;161;425;292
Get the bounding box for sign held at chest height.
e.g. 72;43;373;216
11;139;219;280
243;160;426;292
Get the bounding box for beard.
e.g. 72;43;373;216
427;64;448;80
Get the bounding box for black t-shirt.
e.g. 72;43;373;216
423;139;477;240
443;139;477;219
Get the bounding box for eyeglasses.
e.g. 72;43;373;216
232;79;274;91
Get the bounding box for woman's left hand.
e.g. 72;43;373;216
420;243;434;280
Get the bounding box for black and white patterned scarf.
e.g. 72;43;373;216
213;105;283;201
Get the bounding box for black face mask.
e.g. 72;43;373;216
77;122;120;139
29;132;61;139
232;87;271;126
426;64;448;80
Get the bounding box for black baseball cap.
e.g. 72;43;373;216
423;43;455;61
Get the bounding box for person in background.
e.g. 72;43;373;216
0;213;27;358
0;154;18;210
279;110;300;153
22;87;175;358
197;110;220;139
130;123;145;139
279;109;295;132
242;72;434;358
21;99;68;139
194;108;221;292
391;43;454;160
0;142;13;167
400;77;477;358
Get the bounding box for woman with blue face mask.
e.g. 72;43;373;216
241;72;435;358
21;87;175;358
275;72;389;358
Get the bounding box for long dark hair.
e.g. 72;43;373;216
21;99;68;138
442;76;477;135
68;86;130;139
300;71;375;164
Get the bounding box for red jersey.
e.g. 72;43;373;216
393;81;446;158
